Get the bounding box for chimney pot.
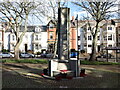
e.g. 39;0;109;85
72;16;74;21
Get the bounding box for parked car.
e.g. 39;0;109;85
20;53;35;58
46;53;54;58
41;53;57;58
102;54;112;58
0;52;14;58
40;53;47;58
96;53;112;58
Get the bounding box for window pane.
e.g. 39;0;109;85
78;45;80;49
104;36;107;40
50;33;53;40
88;35;92;40
108;45;112;47
12;35;15;40
88;45;92;47
108;34;112;40
98;36;100;40
35;44;39;49
88;27;91;30
108;27;112;30
35;35;38;40
78;36;80;40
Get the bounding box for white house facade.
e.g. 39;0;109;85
2;25;48;53
77;19;119;54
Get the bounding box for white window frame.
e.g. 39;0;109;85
88;35;92;40
88;44;92;47
35;44;39;49
50;33;53;40
108;34;112;40
35;35;39;40
12;35;15;41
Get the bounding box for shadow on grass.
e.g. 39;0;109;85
3;63;44;75
2;69;50;88
2;63;120;88
2;63;53;88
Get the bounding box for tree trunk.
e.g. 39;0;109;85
14;15;28;60
14;43;20;60
89;35;97;61
89;22;99;61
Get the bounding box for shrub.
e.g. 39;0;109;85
80;50;85;53
2;49;9;53
36;52;41;55
27;50;34;54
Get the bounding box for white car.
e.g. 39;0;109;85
0;53;14;58
20;53;35;58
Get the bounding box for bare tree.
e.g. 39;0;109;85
0;0;67;59
41;0;67;58
72;0;117;61
0;1;42;59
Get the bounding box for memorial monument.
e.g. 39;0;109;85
43;7;81;79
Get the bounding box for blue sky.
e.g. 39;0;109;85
31;2;81;25
0;0;119;25
29;1;119;25
68;2;81;17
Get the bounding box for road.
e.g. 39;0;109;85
1;63;120;88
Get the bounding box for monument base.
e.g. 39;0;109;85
47;58;80;77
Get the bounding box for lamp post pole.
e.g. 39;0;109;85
75;14;79;60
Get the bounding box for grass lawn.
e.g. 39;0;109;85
81;60;120;65
1;59;48;64
0;58;120;65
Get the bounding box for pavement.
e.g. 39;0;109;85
1;63;120;88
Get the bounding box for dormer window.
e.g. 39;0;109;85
35;35;39;40
35;27;40;32
108;27;112;30
49;24;54;29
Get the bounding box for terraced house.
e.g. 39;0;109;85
0;23;48;54
0;19;120;56
47;18;120;58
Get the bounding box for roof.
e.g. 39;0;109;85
47;20;57;27
70;20;76;28
20;26;35;32
40;26;47;32
5;25;47;32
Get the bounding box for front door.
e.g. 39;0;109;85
25;44;27;53
98;45;100;52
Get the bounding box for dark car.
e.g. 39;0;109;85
41;53;47;58
97;54;112;58
102;54;112;58
41;53;57;58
